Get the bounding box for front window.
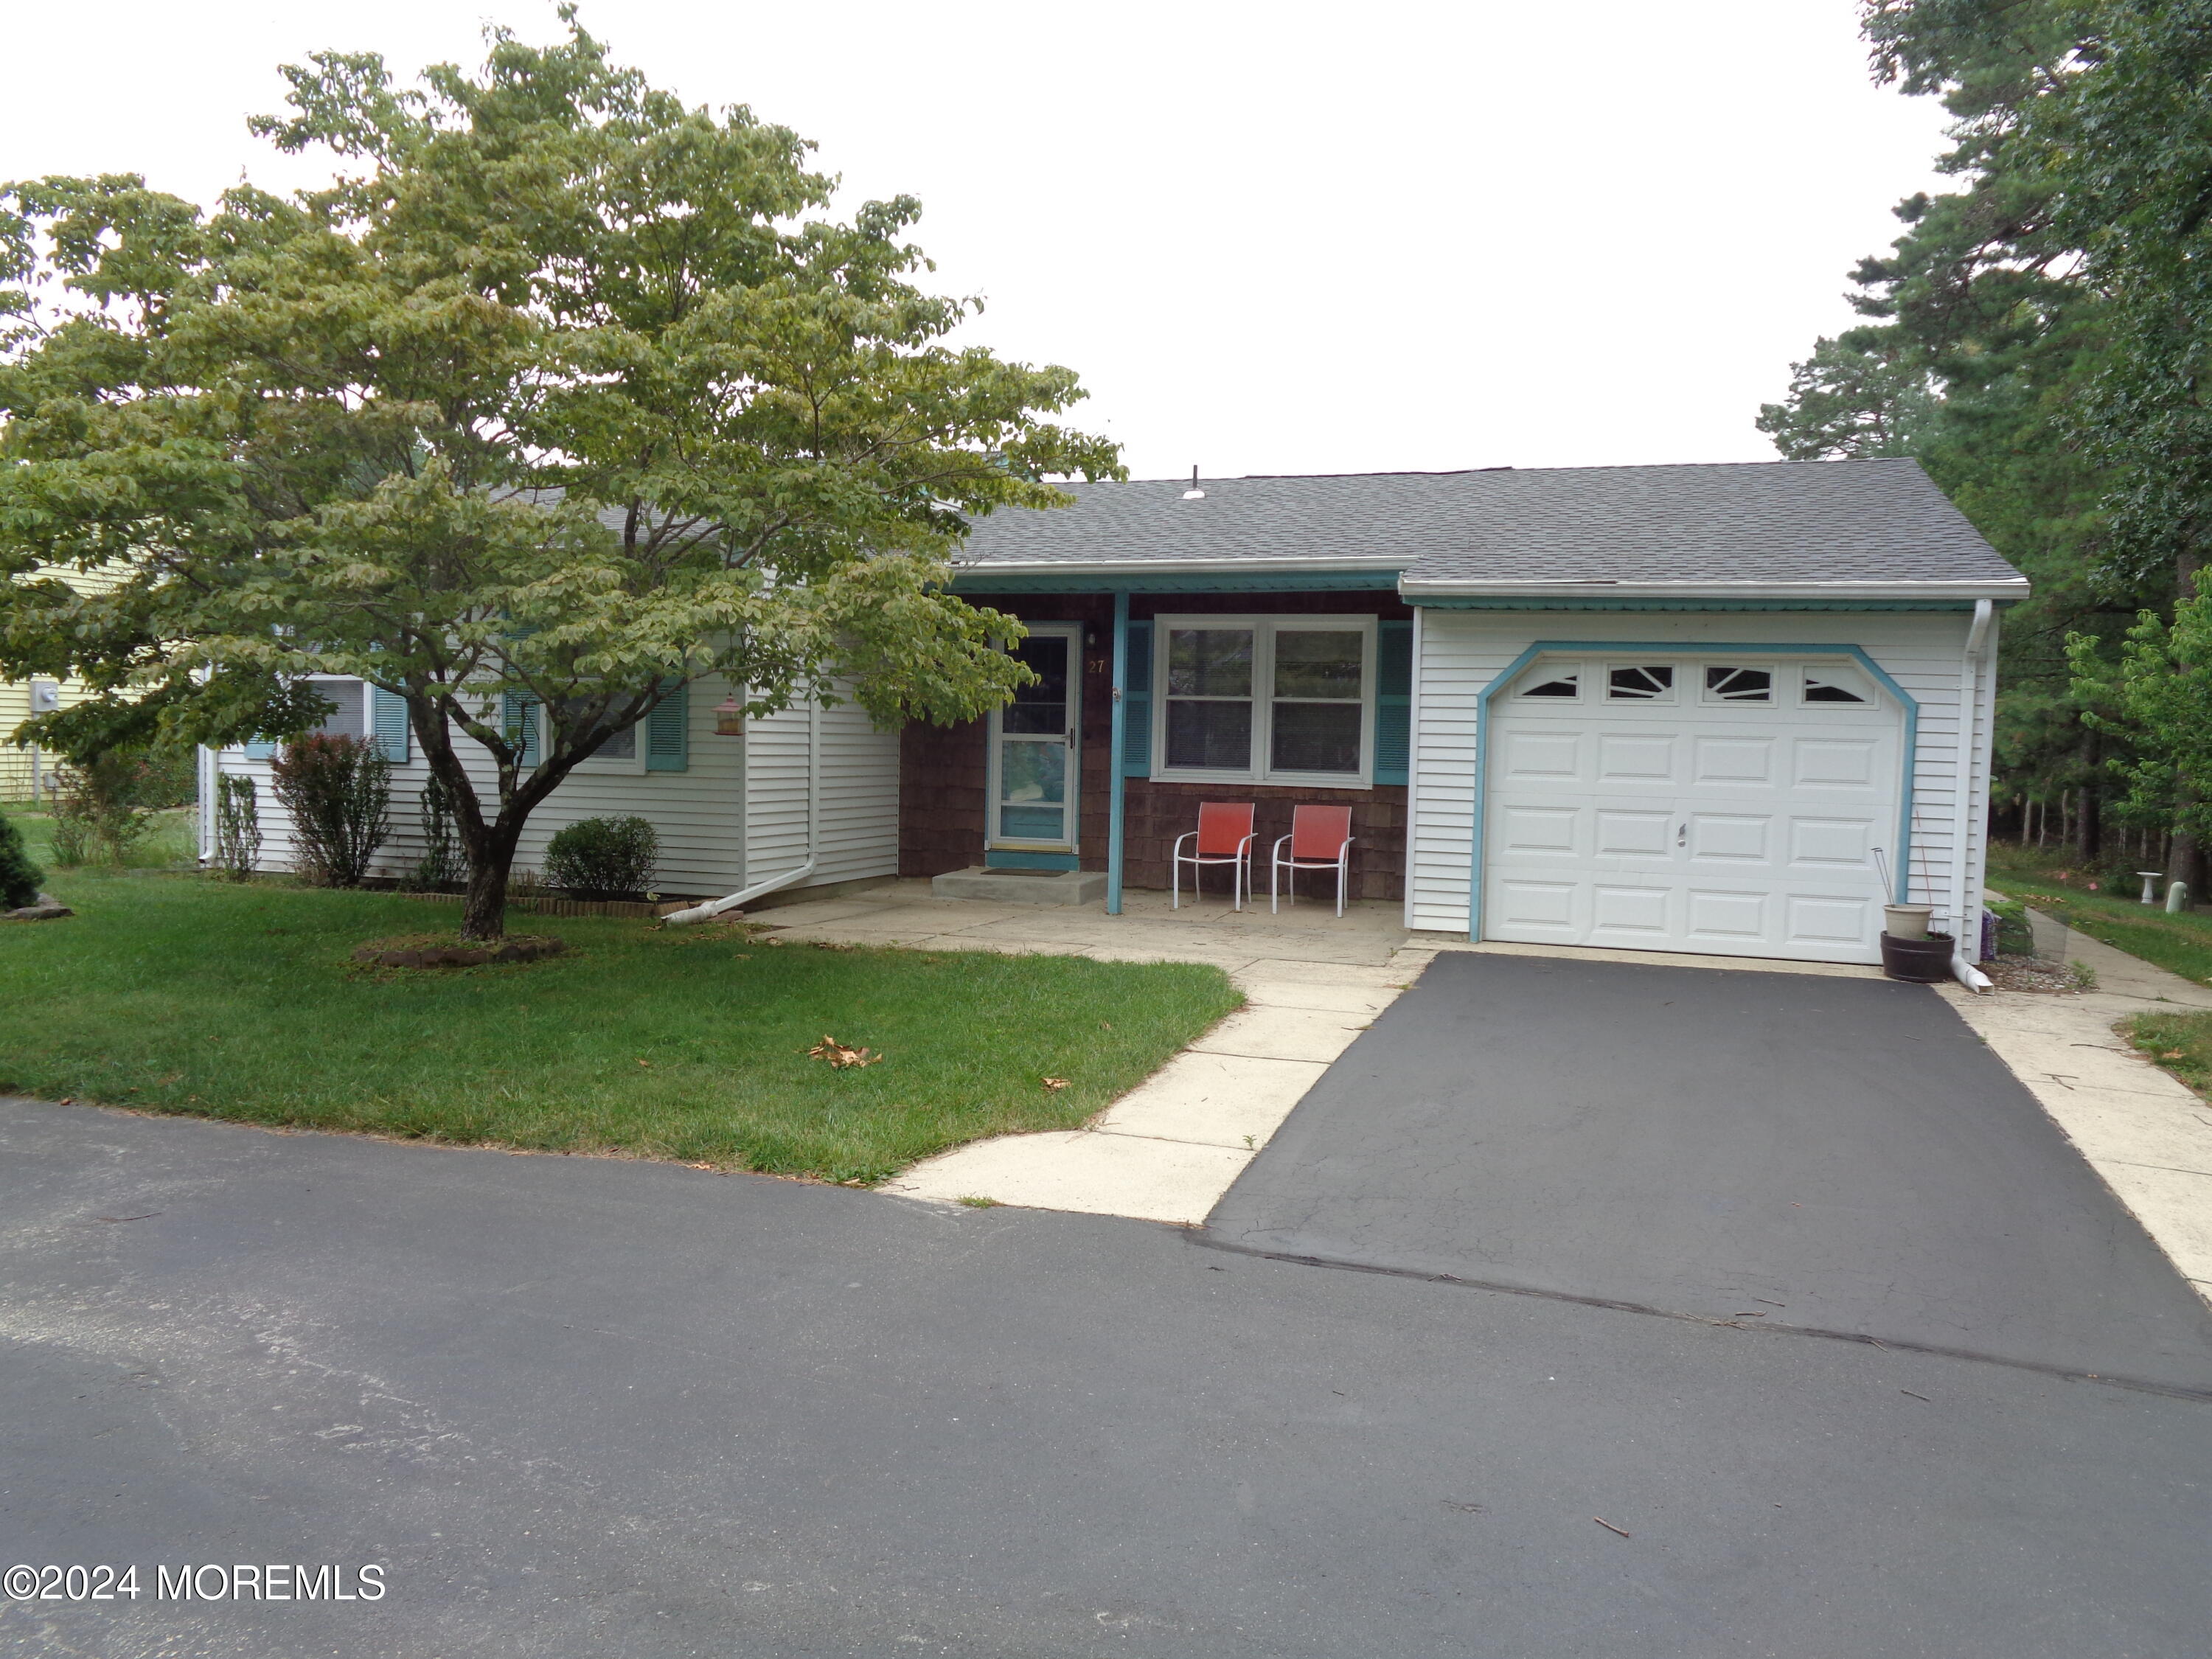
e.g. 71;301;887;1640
308;677;366;739
1155;616;1374;785
555;697;641;770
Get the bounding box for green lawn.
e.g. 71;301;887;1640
0;871;1242;1183
1984;844;2212;987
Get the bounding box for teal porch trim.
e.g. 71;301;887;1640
987;849;1081;872
1467;641;1920;942
953;568;1404;596
1107;592;1130;915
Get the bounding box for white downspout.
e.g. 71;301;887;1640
663;698;821;926
1951;600;1994;992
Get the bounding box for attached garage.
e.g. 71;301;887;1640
1481;650;1908;964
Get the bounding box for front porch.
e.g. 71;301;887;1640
899;583;1415;913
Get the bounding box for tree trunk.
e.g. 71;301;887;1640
2166;793;2204;910
2079;733;2103;863
458;824;523;942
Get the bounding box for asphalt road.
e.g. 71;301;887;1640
1211;952;2212;1392
3;1089;2211;1658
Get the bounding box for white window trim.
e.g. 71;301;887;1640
1150;613;1377;788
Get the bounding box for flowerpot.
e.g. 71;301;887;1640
1882;903;1935;941
1881;931;1956;983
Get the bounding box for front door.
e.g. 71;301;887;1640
988;625;1081;856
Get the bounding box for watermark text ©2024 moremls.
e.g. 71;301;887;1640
4;1563;386;1603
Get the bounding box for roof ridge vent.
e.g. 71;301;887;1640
1181;465;1206;501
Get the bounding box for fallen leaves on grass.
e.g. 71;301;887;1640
1040;1076;1070;1093
809;1035;882;1070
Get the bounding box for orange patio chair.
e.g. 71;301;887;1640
1271;804;1354;917
1172;802;1256;911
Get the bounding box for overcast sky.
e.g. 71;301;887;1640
2;1;1952;481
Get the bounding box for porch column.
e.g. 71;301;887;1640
1107;590;1129;914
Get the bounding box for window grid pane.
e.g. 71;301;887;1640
1157;621;1369;778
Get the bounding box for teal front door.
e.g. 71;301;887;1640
988;625;1080;857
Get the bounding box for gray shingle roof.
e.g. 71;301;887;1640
954;459;2025;589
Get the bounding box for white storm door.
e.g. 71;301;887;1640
1484;659;1900;964
987;625;1081;852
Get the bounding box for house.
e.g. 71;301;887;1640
204;457;2027;971
911;457;2025;969
1;564;122;801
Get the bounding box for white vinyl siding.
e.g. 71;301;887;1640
205;675;895;900
742;693;902;891
1406;610;1993;957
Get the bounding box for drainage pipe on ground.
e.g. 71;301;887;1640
1950;600;1995;993
662;698;821;926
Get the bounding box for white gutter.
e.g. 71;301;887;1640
1950;599;1995;992
662;698;821;926
1397;578;2031;603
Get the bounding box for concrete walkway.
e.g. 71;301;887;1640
1941;909;2212;1304
757;883;1437;1223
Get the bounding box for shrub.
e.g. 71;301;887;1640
270;734;392;887
213;773;262;882
544;815;658;901
49;750;169;866
0;813;44;908
409;773;466;891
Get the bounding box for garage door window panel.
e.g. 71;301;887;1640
1705;666;1773;703
1607;664;1675;701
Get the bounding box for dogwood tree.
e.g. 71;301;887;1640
0;13;1119;937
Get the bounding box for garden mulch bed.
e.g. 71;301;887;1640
1980;955;2085;995
351;932;567;970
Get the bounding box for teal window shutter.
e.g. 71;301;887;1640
645;681;689;772
502;691;540;768
1121;622;1152;778
370;686;410;763
1373;620;1413;785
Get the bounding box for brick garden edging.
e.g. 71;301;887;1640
408;891;667;920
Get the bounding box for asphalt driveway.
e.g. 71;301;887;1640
1208;950;2212;1393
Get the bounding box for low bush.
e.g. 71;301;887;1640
544;815;658;901
0;814;44;908
271;734;392;887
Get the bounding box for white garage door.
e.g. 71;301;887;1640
1483;656;1901;964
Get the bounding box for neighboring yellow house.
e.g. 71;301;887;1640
1;565;119;801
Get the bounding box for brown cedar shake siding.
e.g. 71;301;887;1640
899;590;1411;901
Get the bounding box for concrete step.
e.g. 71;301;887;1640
929;866;1106;906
